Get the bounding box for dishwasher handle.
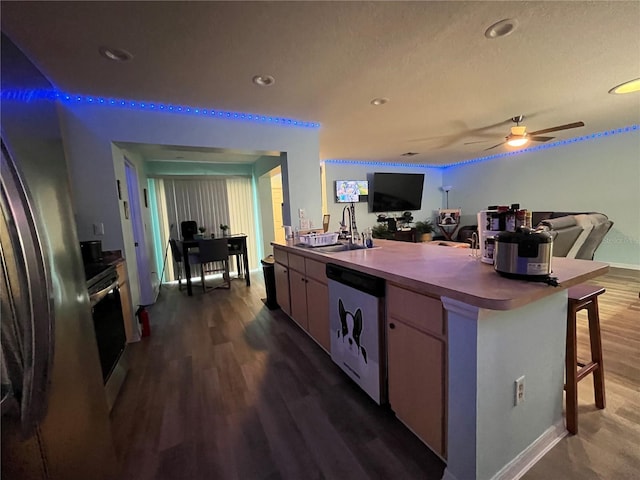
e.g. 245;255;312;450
326;263;385;297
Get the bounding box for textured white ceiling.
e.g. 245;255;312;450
2;1;639;165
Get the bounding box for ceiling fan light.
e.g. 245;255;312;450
609;78;640;95
507;135;529;147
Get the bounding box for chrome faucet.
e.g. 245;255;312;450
340;203;359;244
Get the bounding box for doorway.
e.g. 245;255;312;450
257;166;284;257
270;168;285;244
124;160;154;305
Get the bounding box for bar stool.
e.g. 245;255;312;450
565;284;606;435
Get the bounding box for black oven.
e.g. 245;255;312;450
87;265;126;383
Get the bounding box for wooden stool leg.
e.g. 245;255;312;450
588;300;606;409
566;304;579;435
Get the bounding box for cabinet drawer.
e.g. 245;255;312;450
305;258;327;284
387;284;444;336
288;252;306;273
273;247;288;266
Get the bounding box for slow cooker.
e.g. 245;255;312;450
494;227;553;280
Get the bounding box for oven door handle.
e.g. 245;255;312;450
90;279;119;307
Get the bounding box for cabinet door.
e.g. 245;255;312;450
289;269;308;331
388;319;445;458
306;278;329;352
274;262;291;317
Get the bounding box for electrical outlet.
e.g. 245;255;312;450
93;222;104;235
298;208;306;218
514;376;525;406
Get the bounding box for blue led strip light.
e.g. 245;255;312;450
324;159;435;169
56;92;320;128
0;88;58;102
0;88;320;129
325;125;639;169
440;125;639;169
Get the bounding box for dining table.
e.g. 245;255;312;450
181;234;250;296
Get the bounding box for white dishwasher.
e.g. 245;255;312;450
326;263;386;404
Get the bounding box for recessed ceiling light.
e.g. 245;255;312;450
401;152;419;156
370;98;389;106
609;78;640;95
252;75;275;87
484;18;519;39
98;46;133;62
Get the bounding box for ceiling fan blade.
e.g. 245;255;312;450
529;135;555;143
528;121;585;136
484;141;505;151
464;140;490;145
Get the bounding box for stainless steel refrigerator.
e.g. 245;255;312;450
1;34;119;479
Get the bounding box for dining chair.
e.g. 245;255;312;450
194;238;230;291
181;220;198;240
168;239;184;290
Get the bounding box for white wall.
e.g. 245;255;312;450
59;102;322;305
442;131;640;268
323;162;444;235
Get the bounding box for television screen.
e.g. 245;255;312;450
371;173;425;212
335;180;369;203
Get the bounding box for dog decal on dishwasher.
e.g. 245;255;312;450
337;299;368;364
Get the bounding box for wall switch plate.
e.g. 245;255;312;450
300;218;311;230
298;208;306;218
93;222;104;235
514;376;525;406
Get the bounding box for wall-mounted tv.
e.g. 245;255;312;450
371;172;424;212
335;180;369;203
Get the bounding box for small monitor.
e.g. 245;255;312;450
335;180;369;203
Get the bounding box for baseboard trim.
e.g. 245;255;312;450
490;421;567;480
608;262;640;270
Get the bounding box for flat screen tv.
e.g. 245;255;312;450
371;172;424;212
335;180;369;203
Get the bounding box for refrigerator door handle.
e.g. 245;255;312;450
0;140;55;436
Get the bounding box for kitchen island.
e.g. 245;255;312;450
272;239;608;480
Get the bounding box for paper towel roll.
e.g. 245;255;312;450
283;225;292;239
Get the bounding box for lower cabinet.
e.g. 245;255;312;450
273;247;330;352
289;268;308;330
274;262;291;317
387;284;447;459
306;277;330;351
271;248;448;457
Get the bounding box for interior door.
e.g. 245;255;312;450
124;160;153;305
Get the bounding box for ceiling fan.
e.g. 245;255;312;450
477;115;585;151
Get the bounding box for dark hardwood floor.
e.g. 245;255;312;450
111;267;640;479
111;275;444;479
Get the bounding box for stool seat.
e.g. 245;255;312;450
565;284;606;435
567;284;606;304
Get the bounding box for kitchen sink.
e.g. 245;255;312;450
298;242;378;253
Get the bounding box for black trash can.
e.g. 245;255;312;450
261;255;279;310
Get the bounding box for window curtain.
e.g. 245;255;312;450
165;178;230;237
226;177;258;270
151;176;257;282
